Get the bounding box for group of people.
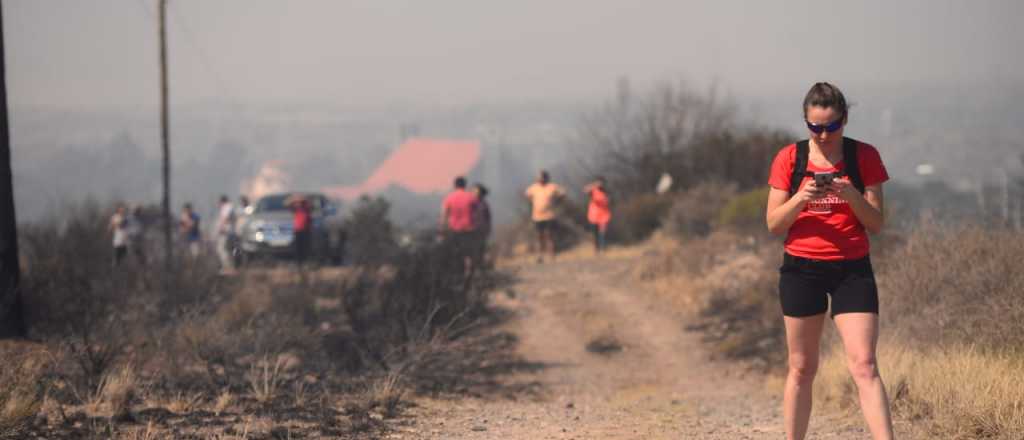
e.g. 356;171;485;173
439;177;492;274
439;169;614;271
107;204;147;266
105;80;893;439
177;195;251;275
109;194;256;275
523;170;612;260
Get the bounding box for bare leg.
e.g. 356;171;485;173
783;314;826;440
833;313;894;440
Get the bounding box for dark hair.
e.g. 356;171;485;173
454;176;467;188
539;170;550;183
474;183;489;198
802;82;848;121
183;203;193;210
220;195;229;203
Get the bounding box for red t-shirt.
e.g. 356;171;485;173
587;187;612;225
768;141;889;261
442;189;479;232
293;205;311;232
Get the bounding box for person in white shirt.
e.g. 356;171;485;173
214;195;237;275
109;204;130;267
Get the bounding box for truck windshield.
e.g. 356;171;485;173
255;195;292;212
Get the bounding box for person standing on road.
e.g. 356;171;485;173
524;170;565;262
584;177;612;253
440;176;479;276
214;195;237;275
472;183;492;267
179;203;202;258
765;82;894;440
109;204;129;267
288;194;312;267
233;195;251;266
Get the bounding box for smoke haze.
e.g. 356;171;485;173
5;0;1024;222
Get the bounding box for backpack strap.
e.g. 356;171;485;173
842;137;865;194
789;141;810;195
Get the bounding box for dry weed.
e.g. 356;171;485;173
0;349;48;437
213;390;234;416
96;364;137;419
366;370;406;419
247;355;288;404
817;342;1024;439
161;391;204;415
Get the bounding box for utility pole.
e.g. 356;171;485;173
159;0;172;269
0;0;27;338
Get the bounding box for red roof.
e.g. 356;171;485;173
324;137;481;200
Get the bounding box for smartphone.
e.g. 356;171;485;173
813;172;838;186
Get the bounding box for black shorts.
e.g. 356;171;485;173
778;253;879;318
534;220;556;233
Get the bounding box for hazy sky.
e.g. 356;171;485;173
5;0;1024;110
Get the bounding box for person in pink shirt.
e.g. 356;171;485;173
440;176;479;274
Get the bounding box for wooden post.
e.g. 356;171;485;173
159;0;172;268
0;0;27;338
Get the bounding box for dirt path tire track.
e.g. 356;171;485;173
403;253;867;439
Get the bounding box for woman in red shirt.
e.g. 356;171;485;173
584;177;612;252
765;83;894;440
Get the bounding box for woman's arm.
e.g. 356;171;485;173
766;181;825;236
830;180;885;234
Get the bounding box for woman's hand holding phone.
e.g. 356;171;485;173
796;180;827;203
827;177;858;201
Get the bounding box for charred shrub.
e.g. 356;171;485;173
345;196;399;265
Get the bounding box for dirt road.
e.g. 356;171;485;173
399;251;868;439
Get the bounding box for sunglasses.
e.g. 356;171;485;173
805;118;843;134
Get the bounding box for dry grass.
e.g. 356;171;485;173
94;364;137;419
812;223;1024;438
817;342;1024;439
213;390;234;416
247;355;288;405
0;347;48;437
365;370;407;419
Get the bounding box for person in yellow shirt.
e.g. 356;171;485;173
524;170;565;261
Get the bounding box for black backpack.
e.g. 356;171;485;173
789;137;865;195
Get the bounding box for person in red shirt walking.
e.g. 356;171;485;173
766;83;894;440
440;176;479;275
583;177;612;253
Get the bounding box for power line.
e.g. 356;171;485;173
134;0;242;109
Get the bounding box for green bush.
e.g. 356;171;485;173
663;181;738;239
716;187;769;233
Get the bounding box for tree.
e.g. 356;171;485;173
0;1;27;338
572;80;791;195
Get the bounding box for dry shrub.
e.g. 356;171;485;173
247;355;289;404
817;342;1024;439
96;364;137;419
635;231;785;369
607;193;673;244
0;348;48;437
812;222;1024;437
716;187;770;234
365;371;406;419
879;223;1024;350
